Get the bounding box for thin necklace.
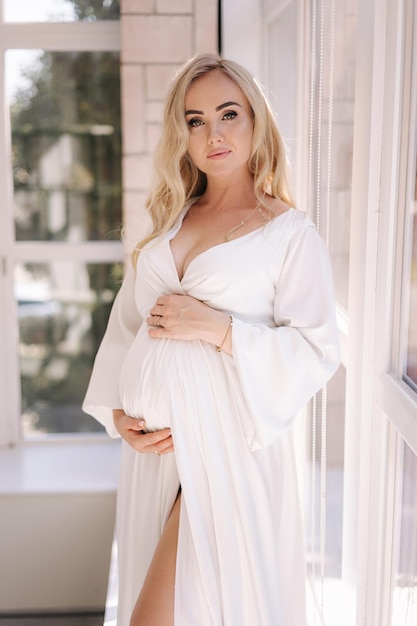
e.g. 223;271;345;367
225;204;265;241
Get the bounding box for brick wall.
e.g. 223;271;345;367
120;0;219;251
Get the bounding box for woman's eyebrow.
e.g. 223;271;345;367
216;101;241;111
184;101;242;116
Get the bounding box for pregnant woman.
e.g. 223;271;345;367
83;53;340;626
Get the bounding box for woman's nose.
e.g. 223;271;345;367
207;123;223;144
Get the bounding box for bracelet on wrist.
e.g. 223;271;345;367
216;315;233;353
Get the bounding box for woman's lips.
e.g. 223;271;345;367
207;149;231;160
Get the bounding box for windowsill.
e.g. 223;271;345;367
0;437;121;495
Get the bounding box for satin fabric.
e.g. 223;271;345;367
83;207;340;625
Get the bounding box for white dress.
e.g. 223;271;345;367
83;206;340;626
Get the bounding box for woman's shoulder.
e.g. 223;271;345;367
263;195;311;223
264;202;314;237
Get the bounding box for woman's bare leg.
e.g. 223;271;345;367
129;493;181;626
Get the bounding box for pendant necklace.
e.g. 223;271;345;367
225;204;266;241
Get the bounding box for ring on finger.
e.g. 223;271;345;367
154;315;162;327
155;450;161;456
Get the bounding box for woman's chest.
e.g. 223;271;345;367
136;230;288;320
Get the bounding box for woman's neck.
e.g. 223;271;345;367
199;175;257;211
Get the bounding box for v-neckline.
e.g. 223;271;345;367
167;206;294;283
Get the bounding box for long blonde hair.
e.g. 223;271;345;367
132;53;294;264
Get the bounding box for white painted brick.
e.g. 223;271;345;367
156;0;192;13
146;101;164;123
121;65;146;154
121;0;154;13
147;122;162;152
146;64;180;100
123;154;153;190
123;191;151;253
195;0;218;54
122;15;193;63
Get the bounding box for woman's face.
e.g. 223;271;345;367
184;70;254;180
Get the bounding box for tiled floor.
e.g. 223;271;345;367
0;614;103;625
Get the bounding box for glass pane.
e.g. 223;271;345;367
402;16;417;391
305;366;352;624
267;3;297;166
309;1;357;310
405;174;417;388
267;0;356;309
6;50;122;241
4;0;119;22
391;440;417;625
16;261;122;436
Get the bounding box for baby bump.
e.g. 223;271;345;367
118;325;182;431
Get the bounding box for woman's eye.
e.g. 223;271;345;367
188;118;203;127
223;111;237;120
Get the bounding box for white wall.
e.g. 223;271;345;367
0;442;120;613
221;0;262;78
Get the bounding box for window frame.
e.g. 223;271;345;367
350;0;417;624
375;0;417;453
0;13;121;447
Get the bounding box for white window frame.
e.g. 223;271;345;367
347;0;417;624
0;9;121;447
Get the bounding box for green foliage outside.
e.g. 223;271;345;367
11;1;123;435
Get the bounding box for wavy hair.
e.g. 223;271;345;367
132;53;294;264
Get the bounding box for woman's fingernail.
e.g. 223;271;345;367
138;419;145;427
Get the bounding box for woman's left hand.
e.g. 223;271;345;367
146;294;232;353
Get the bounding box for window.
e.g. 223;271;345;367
7;50;121;244
262;1;356;623
3;0;119;22
386;10;417;620
403;120;417;391
389;0;417;418
390;439;417;625
17;260;122;436
0;2;121;443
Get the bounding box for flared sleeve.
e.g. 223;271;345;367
82;263;142;437
231;221;340;451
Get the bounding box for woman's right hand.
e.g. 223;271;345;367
112;409;174;455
